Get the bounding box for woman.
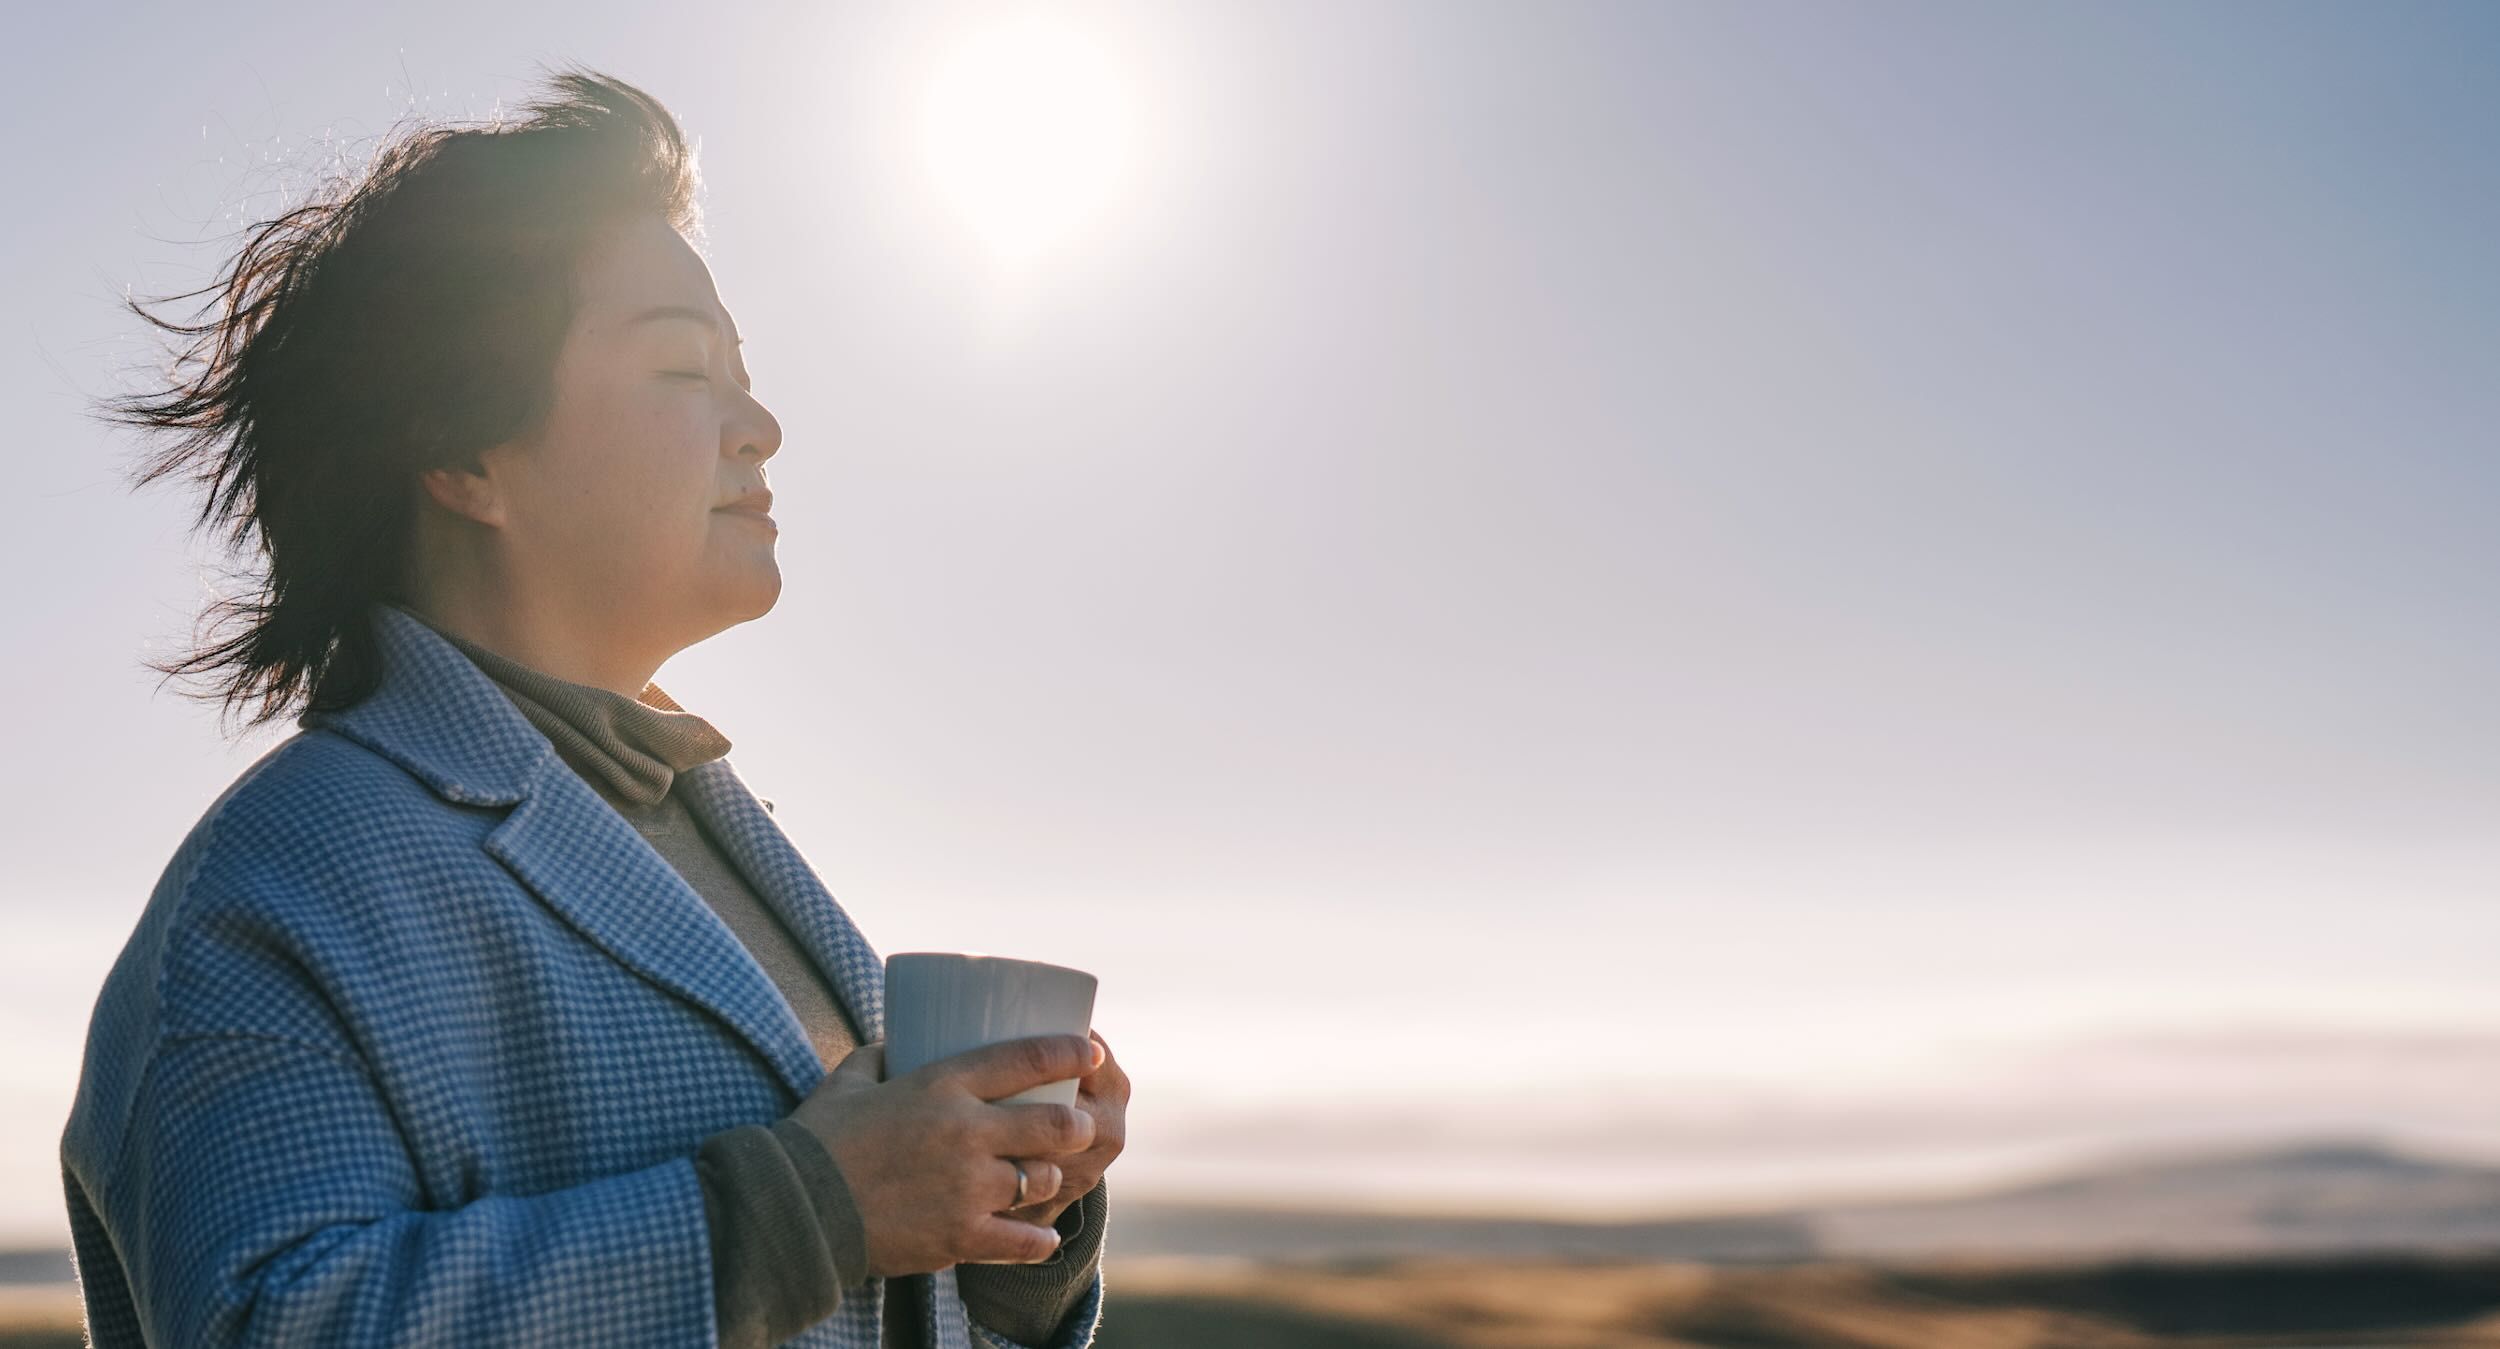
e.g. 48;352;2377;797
58;69;1127;1349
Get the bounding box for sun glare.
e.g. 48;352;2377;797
916;12;1139;271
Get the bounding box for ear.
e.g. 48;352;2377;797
416;452;511;529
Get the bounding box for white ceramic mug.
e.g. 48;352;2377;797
883;953;1099;1106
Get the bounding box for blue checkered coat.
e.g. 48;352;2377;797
58;601;1106;1348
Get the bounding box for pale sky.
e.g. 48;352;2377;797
5;0;2497;1243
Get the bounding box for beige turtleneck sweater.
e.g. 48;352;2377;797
391;603;1104;1349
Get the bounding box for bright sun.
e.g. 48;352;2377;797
916;12;1139;271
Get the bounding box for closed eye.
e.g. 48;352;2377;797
661;370;712;383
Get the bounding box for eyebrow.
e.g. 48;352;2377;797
626;305;745;346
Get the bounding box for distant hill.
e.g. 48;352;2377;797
0;1251;69;1287
1113;1140;2500;1264
1107;1201;1819;1263
1814;1141;2500;1259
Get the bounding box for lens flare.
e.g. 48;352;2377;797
917;12;1138;271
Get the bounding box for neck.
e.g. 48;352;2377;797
392;591;666;701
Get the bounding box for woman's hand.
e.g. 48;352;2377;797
791;1034;1101;1278
998;1029;1128;1231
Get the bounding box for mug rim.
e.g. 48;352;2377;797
885;951;1097;985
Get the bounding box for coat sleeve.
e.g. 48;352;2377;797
97;1026;720;1348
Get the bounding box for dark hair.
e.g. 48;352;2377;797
101;66;702;736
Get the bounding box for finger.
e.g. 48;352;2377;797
1047;1156;1102;1196
967;1213;1064;1266
928;1034;1097;1101
984;1100;1095;1157
999;1157;1063;1211
1080;1044;1130;1100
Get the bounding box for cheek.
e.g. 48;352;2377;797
596;394;719;509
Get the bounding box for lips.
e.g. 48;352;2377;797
716;491;776;531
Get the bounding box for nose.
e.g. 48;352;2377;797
729;387;782;464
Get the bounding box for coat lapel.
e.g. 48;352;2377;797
301;602;874;1104
482;761;833;1102
676;758;888;1045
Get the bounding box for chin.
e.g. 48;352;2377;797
700;566;782;630
736;566;783;620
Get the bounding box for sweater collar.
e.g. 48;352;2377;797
300;601;727;812
376;602;729;810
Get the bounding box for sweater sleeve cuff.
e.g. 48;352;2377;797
769;1116;873;1291
695;1122;847;1349
954;1177;1109;1347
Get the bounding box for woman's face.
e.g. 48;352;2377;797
481;212;784;662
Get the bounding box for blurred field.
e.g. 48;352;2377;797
0;1285;79;1349
13;1255;2500;1347
1091;1254;2500;1349
13;1146;2499;1347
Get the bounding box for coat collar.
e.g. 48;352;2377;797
300;602;887;1101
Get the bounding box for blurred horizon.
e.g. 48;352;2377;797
6;0;2496;1250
